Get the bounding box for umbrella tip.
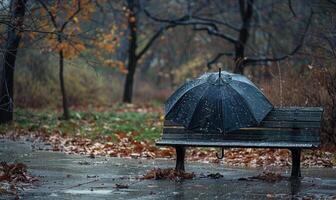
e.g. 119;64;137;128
219;67;221;78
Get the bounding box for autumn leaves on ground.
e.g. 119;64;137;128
1;103;336;197
1;103;335;168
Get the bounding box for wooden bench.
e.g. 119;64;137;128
156;107;323;178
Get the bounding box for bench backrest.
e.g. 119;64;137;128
162;107;323;147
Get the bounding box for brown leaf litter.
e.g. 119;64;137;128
142;168;195;180
0;162;38;198
250;172;284;182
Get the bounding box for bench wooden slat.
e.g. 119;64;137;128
162;129;320;137
164;117;321;128
164;120;321;129
158;107;322;149
164;107;324;127
269;107;323;112
156;140;320;148
163;127;320;135
264;112;322;122
259;121;320;128
162;133;319;143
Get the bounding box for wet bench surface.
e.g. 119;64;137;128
157;107;323;178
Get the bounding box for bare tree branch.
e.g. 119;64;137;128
288;0;296;17
38;0;82;33
37;0;57;29
60;0;81;32
193;26;237;44
191;16;240;32
244;10;313;65
207;52;235;69
143;9;218;30
136;24;175;61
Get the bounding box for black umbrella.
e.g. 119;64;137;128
165;69;273;133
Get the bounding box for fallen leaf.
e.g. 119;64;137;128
207;173;223;179
115;184;128;189
250;172;284;182
142;168;194;180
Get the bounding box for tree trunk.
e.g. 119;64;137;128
122;0;138;103
234;44;246;74
0;0;26;124
123;59;137;103
233;0;254;75
59;49;70;120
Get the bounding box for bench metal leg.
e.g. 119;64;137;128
175;146;186;171
290;148;301;178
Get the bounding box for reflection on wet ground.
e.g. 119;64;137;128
0;139;335;200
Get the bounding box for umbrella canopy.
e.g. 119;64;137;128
165;70;273;133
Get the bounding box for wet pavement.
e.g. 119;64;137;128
0;139;336;200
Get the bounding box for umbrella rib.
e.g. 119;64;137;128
231;80;272;106
226;86;258;125
186;84;211;130
220;85;246;133
220;86;238;133
219;86;226;133
229;80;273;122
165;83;208;126
165;78;207;116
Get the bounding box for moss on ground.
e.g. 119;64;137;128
0;106;162;143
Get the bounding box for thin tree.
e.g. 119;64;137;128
37;0;82;120
122;0;175;103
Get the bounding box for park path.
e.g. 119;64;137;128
0;138;336;200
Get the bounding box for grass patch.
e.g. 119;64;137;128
0;107;163;142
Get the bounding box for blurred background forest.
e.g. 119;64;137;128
0;0;335;146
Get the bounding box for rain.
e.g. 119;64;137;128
0;0;335;199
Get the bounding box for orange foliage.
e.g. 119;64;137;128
93;24;128;73
24;0;127;73
28;0;98;59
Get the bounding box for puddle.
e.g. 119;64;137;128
1;139;335;199
50;193;58;197
63;189;113;195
